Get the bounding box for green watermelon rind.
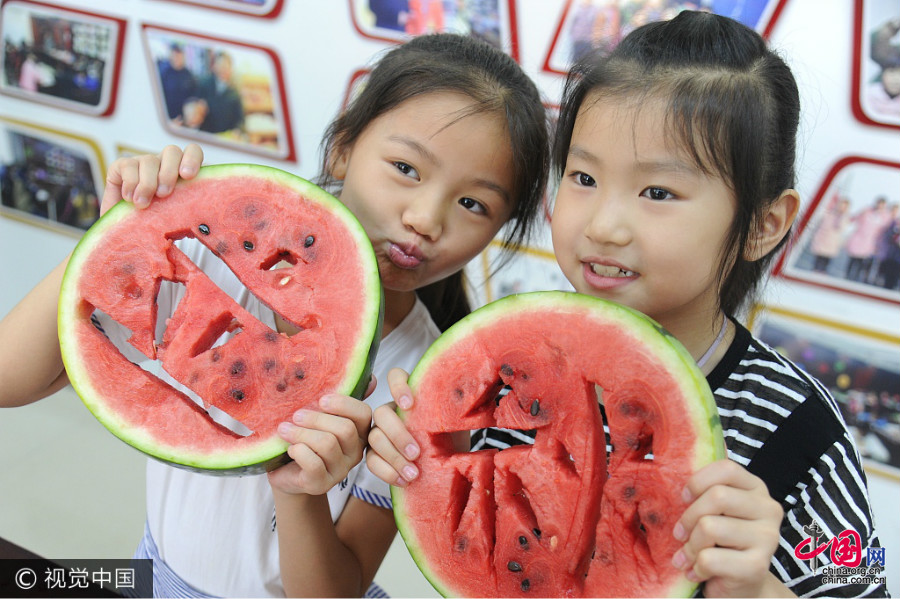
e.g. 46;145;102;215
58;164;383;474
391;290;726;598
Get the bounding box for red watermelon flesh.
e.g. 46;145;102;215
392;291;724;597
58;164;383;473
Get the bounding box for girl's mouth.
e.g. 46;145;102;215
590;263;635;278
388;242;425;269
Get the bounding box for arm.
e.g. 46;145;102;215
0;145;204;407
268;392;397;597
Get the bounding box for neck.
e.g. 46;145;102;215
382;288;417;338
660;311;733;375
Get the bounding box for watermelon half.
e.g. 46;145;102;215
58;164;383;474
392;291;725;597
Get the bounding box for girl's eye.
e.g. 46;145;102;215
571;171;596;187
641;186;675;201
459;197;487;215
393;161;419;179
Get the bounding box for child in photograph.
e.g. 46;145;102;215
0;33;550;597
808;192;852;274
368;11;888;598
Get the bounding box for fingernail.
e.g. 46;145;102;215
402;465;418;481
157;185;170;196
277;422;293;437
681;487;692;503
673;522;686;541
319;394;332;408
292;409;309;425
394;476;408;488
686;569;701;582
671;550;686;569
134;196;149;208
181;165;196;177
397;394;413;410
404;443;419;460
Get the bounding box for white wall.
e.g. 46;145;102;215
1;0;897;595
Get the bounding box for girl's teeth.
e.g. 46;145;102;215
591;264;634;277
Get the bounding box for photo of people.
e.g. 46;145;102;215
142;26;295;161
350;0;515;57
750;306;900;477
0;0;124;116
543;0;785;74
152;0;284;17
776;157;900;304
0;118;103;234
854;0;900;128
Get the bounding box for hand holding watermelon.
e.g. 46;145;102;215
671;459;785;598
100;143;204;212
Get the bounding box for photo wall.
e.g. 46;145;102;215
0;0;898;593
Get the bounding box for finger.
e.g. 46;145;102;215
685;545;775;592
155;145;186;196
179;143;204;179
132;154;163;209
317;394;373;440
373;402;419;461
101;158;138;214
678;483;781;543
284;424;347;475
367;425;417;487
363;375;377;400
283;408;366;461
387;368;413;410
285;443;331;490
684;459;762;501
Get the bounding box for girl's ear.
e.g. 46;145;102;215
327;146;350;181
744;189;800;262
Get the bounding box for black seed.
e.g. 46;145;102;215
532;528;541;539
507;561;522;572
530;399;540;416
295;369;305;380
231;389;244;401
230;360;245;376
243;240;255;251
521;579;531;591
500;364;513;376
454;536;468;552
212;350;221;362
276;381;287;392
454;388;464;399
518;535;528;548
265;331;278;342
304;235;315;247
624;486;636;499
198;224;210;235
263;359;276;371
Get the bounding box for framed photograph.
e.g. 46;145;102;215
851;0;900;130
466;240;573;308
141;24;297;162
149;0;285;18
542;0;789;76
774;156;900;305
0;0;126;116
0;116;105;235
748;304;900;479
348;0;521;61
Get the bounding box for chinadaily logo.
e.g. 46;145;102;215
793;521;886;586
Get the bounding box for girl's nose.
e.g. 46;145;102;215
401;193;445;241
584;194;632;246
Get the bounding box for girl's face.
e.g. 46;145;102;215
332;92;515;295
551;95;736;341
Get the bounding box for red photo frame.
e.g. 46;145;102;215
0;0;126;117
541;0;790;76
149;0;285;18
851;0;900;130
773;156;900;305
141;24;297;163
347;0;521;62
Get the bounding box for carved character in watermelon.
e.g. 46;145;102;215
392;291;725;597
58;164;383;474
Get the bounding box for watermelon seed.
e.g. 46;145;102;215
243;241;255;251
532;528;541;539
276;381;287;392
500;364;513;377
198;224;210;235
263;359;276;371
530;399;540;416
231;360;246;376
295;369;305;380
507;561;522;572
304;235;315;247
265;331;278;342
521;579;531;591
231;389;245;401
518;535;528;548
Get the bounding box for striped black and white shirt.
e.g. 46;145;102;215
472;321;888;598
